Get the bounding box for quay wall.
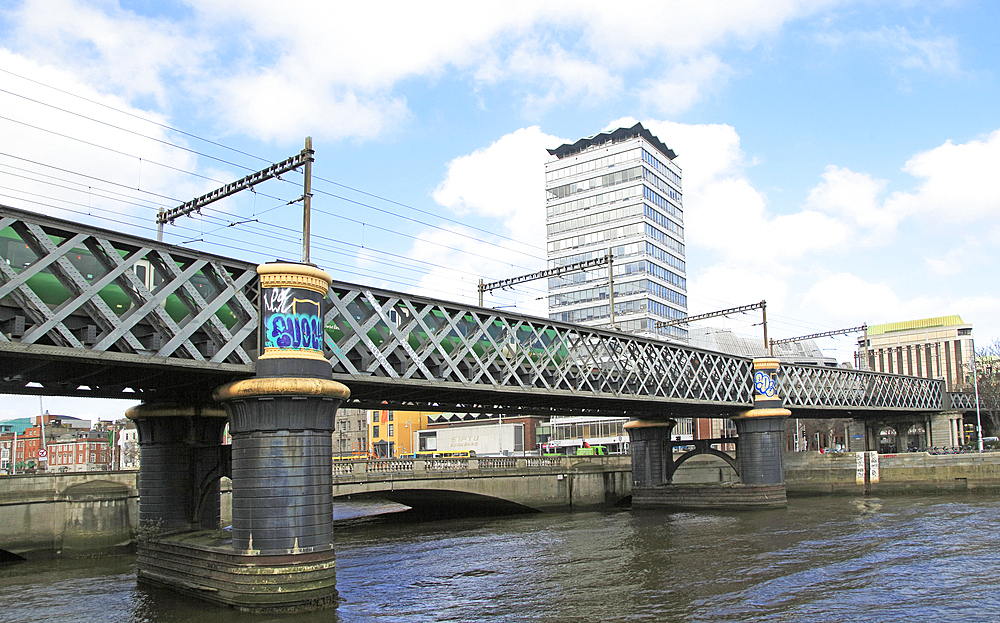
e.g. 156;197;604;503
0;471;138;559
785;451;1000;495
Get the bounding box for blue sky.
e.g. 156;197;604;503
1;0;998;422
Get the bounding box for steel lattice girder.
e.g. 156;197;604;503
777;364;943;412
0;203;947;414
321;281;939;413
0;204;257;398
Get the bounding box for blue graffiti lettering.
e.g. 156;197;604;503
754;370;776;398
266;313;323;351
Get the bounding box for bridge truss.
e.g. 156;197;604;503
0;203;944;417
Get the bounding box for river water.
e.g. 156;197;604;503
2;495;998;622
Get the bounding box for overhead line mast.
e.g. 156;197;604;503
157;138;315;263
769;324;868;356
655;301;768;349
478;254;612;307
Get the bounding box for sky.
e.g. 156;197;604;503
1;0;999;422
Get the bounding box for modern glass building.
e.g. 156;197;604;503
545;123;687;338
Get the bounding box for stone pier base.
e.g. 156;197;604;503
632;484;787;510
136;532;337;613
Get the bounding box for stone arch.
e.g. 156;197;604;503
905;423;927;452
668;441;739;481
878;426;898;453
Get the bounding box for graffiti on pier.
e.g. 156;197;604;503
262;287;325;353
266;313;323;350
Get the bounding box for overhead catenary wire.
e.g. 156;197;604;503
0;73;545;256
0;190;522;305
5;75;867;323
0;173;537;304
0;76;552;309
0;113;548;271
0;149;547;296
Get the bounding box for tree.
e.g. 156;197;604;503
973;338;1000;438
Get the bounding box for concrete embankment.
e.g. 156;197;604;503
785;451;1000;495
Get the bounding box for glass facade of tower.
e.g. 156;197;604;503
545;123;687;339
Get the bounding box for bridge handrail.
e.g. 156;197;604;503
367;459;413;472
478;457;517;470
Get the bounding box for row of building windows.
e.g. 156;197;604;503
642;168;683;212
547;258;685;293
645;242;685;272
645;223;684;254
548;258;681;291
546;165;644;203
549;296;685;325
548;277;648;308
546;184;644;223
619;317;688;339
545;148;641;184
547;202;642;236
551;419;626;441
337;419;367;431
648;299;686;321
644;204;683;238
548;223;641;254
546;277;686;311
642;149;682;187
645;260;686;289
643;186;682;223
548;243;641;270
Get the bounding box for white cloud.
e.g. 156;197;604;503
3;0;855;143
816;25;961;76
432;126;560;255
803;273;904;322
806;165;893;231
689;264;788;315
0;51;212;236
641;118;848;264
7;0;207;108
637;54;731;116
886;130;1000;224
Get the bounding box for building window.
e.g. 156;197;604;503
388;424;394;437
388;411;394;422
372;425;380;438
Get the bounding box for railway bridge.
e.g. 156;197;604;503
0;203;963;611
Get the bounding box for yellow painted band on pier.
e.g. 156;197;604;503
257;263;332;294
213;377;351;401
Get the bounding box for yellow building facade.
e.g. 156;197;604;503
368;409;437;458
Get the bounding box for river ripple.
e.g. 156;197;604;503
1;495;998;622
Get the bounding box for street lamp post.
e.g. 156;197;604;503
971;352;984;453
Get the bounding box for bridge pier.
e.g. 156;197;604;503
730;358;790;502
624;419;676;487
135;262;350;613
631;358;789;509
126;403;228;532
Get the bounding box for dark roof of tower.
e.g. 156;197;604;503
547;122;677;161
